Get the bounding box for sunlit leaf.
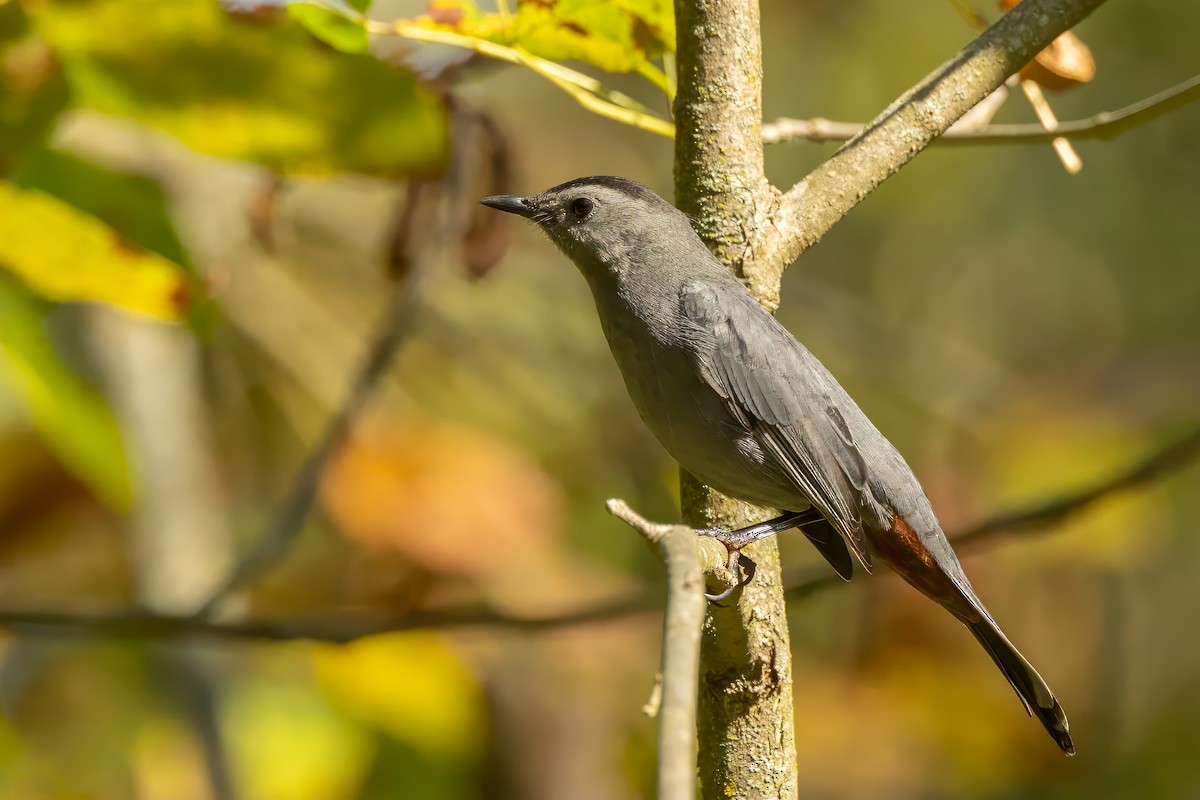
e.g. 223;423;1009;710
313;632;483;763
0;278;131;509
11;148;191;268
0;2;69;173
421;0;674;74
0;181;187;320
225;675;375;800
29;0;447;176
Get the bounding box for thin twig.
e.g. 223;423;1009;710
0;596;659;642
607;499;707;800
192;276;428;618
366;19;675;138
1018;78;1083;173
762;75;1200;147
5;427;1197;641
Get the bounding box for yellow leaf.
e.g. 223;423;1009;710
224;677;374;800
313;632;483;763
984;408;1161;567
0;182;186;320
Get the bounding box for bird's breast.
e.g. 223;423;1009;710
594;297;805;511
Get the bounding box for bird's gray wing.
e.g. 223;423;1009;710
680;279;874;574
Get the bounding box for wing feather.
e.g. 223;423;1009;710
681;280;874;573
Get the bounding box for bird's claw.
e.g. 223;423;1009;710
702;544;757;603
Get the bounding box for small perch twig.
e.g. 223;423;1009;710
606;499;710;800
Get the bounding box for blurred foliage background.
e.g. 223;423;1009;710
0;0;1197;797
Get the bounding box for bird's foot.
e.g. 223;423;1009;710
695;510;818;602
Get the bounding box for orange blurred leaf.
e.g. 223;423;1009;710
321;413;563;579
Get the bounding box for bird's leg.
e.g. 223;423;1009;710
695;509;822;550
697;509;819;601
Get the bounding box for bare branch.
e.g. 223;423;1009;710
761;74;1200;147
755;0;1110;285
5;428;1196;643
0;596;659;643
607;500;708;800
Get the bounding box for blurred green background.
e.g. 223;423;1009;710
0;0;1197;797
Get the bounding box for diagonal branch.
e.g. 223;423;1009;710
192;271;429;618
754;0;1111;287
762;74;1200;146
193;103;490;619
950;427;1200;544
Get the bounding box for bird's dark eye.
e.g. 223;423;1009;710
571;197;594;219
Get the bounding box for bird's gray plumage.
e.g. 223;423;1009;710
481;176;1074;755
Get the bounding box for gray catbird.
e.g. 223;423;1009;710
482;176;1073;755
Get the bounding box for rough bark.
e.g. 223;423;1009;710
673;3;798;795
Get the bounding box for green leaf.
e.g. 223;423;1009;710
30;0;447;176
0;3;70;173
288;4;369;54
0;180;188;321
0;277;131;510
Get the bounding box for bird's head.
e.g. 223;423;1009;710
481;176;701;283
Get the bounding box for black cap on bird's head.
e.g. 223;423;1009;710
481;176;702;277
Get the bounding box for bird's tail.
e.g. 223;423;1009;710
965;613;1075;756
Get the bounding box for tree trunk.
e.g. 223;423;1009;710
673;1;799;797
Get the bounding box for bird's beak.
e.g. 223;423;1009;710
480;195;538;219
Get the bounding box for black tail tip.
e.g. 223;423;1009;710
1039;705;1075;756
